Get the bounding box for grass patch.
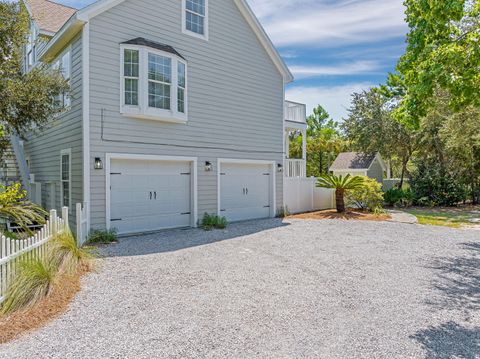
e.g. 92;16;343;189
1;256;57;315
201;213;228;231
49;231;97;275
87;229;118;244
404;206;480;228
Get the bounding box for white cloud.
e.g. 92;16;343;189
286;82;375;121
290;60;380;78
248;0;407;47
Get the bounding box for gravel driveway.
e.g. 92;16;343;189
0;219;479;358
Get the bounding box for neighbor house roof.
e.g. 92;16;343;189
330;152;379;171
24;0;77;35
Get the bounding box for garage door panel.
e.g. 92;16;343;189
220;162;272;222
110;159;192;234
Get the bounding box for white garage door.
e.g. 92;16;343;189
219;162;272;222
110;159;192;234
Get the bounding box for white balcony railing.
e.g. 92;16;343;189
285;159;306;178
284;101;306;125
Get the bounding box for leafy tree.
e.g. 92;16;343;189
0;1;68;156
316;174;364;213
342;89;416;187
395;0;480;128
290;105;347;176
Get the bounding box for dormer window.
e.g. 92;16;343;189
120;38;188;123
182;0;208;40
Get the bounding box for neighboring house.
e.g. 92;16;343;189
329;152;388;184
12;0;308;235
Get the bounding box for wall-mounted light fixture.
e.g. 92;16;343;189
277;163;283;173
205;161;213;172
94;157;103;170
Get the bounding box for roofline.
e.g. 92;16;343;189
368;153;387;172
39;0;294;83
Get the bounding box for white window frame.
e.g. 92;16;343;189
120;45;188;123
60;148;72;211
182;0;209;41
52;46;72;109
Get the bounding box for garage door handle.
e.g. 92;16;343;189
154;191;157;200
246;188;248;195
149;191;152;200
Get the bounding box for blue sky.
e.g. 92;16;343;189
56;0;408;120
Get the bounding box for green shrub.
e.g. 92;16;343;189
49;230;97;275
345;177;384;211
201;213;228;231
276;206;290;218
384;188;414;207
1;256;57;314
87;229;118;244
409;157;468;206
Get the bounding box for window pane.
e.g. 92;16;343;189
178;62;186;88
62;181;70;207
148;54;171;83
178;88;185;113
148;82;170;110
186;11;204;35
61;154;69;181
124;49;139;77
186;0;205;15
125;79;139;106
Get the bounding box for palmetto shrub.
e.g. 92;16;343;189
316;174;365;213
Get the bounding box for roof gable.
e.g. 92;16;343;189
24;0;77;35
330;152;378;171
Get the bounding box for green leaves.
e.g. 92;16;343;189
396;0;480;127
316;174;365;191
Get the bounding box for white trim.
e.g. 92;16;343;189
120;44;188;123
82;23;91;232
60;148;72;211
217;158;277;219
182;0;209;41
105;153;198;231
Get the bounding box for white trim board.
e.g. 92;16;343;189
216;158;277;220
82;23;91;232
105;153;198;232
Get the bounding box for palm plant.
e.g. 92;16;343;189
316;174;365;213
0;183;46;231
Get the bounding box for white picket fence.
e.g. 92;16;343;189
76;202;88;246
0;207;69;305
284;177;335;214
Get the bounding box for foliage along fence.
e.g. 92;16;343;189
0;207;69;305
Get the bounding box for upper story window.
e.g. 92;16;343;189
120;39;187;123
182;0;208;40
52;48;72;108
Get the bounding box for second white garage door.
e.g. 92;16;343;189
219;162;273;222
110;159;192;234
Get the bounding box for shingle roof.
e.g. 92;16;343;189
25;0;77;34
330;152;377;171
121;38;186;60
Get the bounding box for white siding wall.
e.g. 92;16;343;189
25;34;84;227
88;0;285;229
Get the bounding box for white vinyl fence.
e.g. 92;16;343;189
76;202;88;246
284;177;335;214
0;207;69;305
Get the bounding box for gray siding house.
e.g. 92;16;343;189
19;0;304;235
330;152;388;184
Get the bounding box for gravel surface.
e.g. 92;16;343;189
0;219;479;358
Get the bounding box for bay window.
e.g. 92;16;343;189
121;44;187;123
